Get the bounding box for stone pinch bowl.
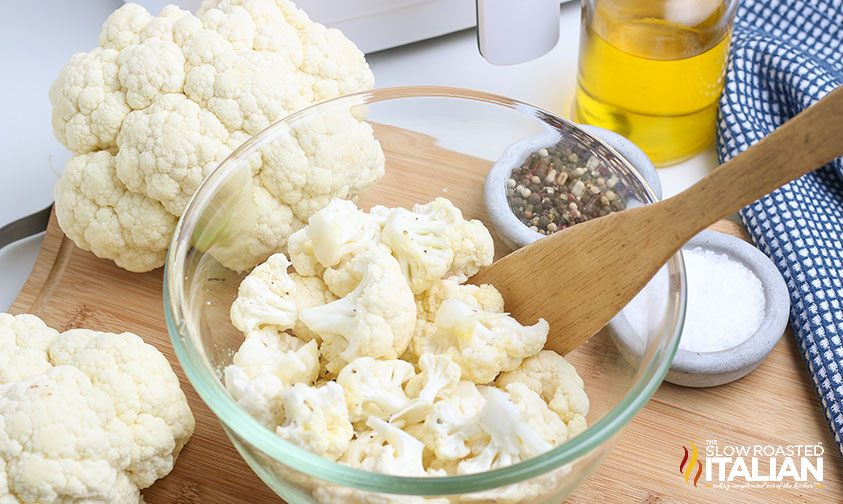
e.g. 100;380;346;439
484;124;662;250
611;229;791;388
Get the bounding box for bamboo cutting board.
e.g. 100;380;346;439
9;125;842;503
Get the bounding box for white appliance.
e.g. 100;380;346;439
297;0;572;56
132;0;571;57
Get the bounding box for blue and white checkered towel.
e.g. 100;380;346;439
717;0;843;454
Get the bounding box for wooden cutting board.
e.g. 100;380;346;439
9;126;841;503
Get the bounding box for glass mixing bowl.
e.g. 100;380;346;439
165;86;684;503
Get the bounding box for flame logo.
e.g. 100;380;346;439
680;441;703;487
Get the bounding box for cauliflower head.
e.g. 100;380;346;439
410;198;494;282
47;329;195;488
50;1;383;273
299;248;416;374
0;313;195;503
419;299;548;383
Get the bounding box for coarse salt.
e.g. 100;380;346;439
679;247;766;352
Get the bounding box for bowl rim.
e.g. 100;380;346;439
165;85;685;495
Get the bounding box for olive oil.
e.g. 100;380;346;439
574;1;732;165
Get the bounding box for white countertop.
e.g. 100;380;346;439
0;0;717;311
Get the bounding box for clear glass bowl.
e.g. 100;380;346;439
165;86;684;503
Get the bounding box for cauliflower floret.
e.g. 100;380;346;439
340;418;440;477
224;367;287;429
115;93;231;216
391;354;461;426
379;199;494;294
496;351;589;439
449;219;495;282
257;110;385;222
290;272;337;342
54;151;178;272
287;228;323;277
0;313;60;384
336;357;414;423
98;2;153;50
226;330;320;388
322;242;394;298
230;252;297;335
498;382;569;448
47;329;195;488
380;207;454;294
456;385;561;475
304;198;384;269
299;248;416;374
276;382;353;461
50;2;383;273
410;198;494;281
48;47;130;154
422;381;486;461
409;278;504;361
419;299;548;384
117;37;187;110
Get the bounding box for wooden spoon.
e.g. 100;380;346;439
472;85;843;355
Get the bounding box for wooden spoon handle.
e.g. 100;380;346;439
662;85;843;241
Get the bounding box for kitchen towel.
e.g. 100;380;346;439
717;0;843;454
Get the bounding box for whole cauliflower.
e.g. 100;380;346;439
50;1;383;272
0;313;195;504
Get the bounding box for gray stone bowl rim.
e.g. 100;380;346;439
666;229;791;384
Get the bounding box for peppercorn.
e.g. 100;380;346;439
504;144;635;234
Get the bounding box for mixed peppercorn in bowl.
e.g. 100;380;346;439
165;87;685;503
